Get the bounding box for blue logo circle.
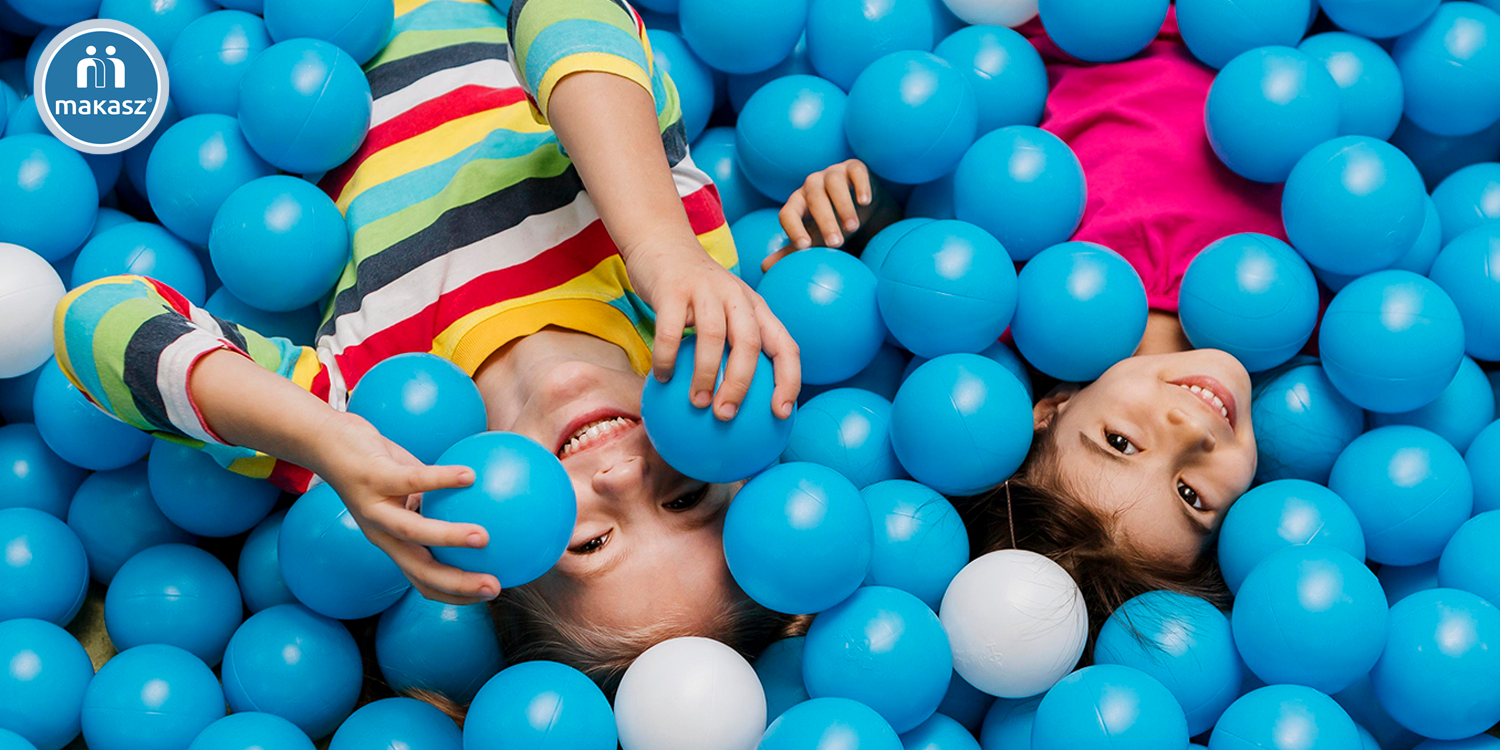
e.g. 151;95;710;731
34;20;170;155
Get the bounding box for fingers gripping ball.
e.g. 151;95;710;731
210;175;351;312
237;510;296;614
0;619;92;750
1031;665;1189;750
146;115;276;245
862;479;969;610
1329;425;1473;566
1179;233;1319;372
238;39;373;175
736;75;854;202
1010;242;1148;382
877;220;1017;358
953;126;1085;261
1037;0;1170;64
221;604;364;739
640;336;794;483
1094;591;1243;736
328;698;461;750
1175;0;1312;69
1209;685;1363;750
805;0;935;92
758;248;886;385
678;0;806;75
279;484;411;620
0;508;87;627
1205;46;1341;183
1370;589;1500;740
148;438;279;538
347;353;487;465
463;662;617;750
187;713;315;750
263;0;395;66
782;389;905;488
421;432;576;588
802;586;953;734
1318;271;1466;413
1393;3;1500;138
757;698;902;750
939;550;1088;699
80;645;226;750
1438;511;1500;610
1283;137;1428;276
1429;225;1500;361
723;462;873;615
105;544;243;667
1217;479;1366;594
168;10;273;117
614;637;767;750
73;224;207;306
376;587;505;705
845;51;976;186
1298;32;1404;140
0;136;96;263
0;244;64;378
891;354;1032;495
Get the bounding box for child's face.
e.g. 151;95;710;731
1040;349;1257;566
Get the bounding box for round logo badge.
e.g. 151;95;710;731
32;19;170;155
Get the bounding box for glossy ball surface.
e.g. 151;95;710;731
806;0;934;91
31;359;152;471
1176;0;1312;69
168;10;273;116
783;389;904;488
845;51;977;185
1011;241;1147;381
0;423;84;520
934;25;1047;133
263;0;395;65
328;698;461;750
464;661;617;750
347;353;487;464
890;354;1032;495
105;544;242;666
1370;588;1500;740
677;0;806;75
1208;685;1362;750
68;465;195;586
1299;32;1404;139
758;698;902;750
1438;511;1500;610
1205;46;1340;183
862;480;968;610
1370;355;1495;452
147;114;275;245
0;245;64;378
148;438;279;537
0;135;97;262
0;618;93;750
877;220;1017;358
0;508;88;626
953;126;1086;261
186;713;314;750
72;223;206;306
1429;225;1500;361
1393;3;1500;137
1031;664;1189;750
238;39;372;174
755;638;810;722
693;128;774;225
1037;0;1169;63
80;644;225;750
376;587;504;705
236;509;296;614
220;604;364;739
1469;420;1500;515
1179;233;1318;371
1283;137;1427;276
1330;425;1473;565
759;248;887;384
1250;364;1365;484
728;208;787;290
279;483;409;619
210;175;350;312
1432;163;1500;244
614;637;767;750
736;75;853;202
1217;479;1365;594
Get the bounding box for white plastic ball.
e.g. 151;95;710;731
613;637;767;750
0;243;66;378
939;550;1088;699
941;0;1039;27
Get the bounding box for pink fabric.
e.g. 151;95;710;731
1021;9;1287;312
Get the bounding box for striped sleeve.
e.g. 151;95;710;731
506;0;665;122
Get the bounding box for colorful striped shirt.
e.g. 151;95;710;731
53;0;736;492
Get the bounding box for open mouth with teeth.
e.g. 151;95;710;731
1169;376;1237;429
557;415;639;459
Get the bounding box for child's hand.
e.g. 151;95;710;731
626;238;800;421
778;159;873;254
314;412;501;605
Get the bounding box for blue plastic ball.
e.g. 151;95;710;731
0;423;84;519
5;0;97;26
346;353;487;465
1095;591;1242;736
1299;32;1404;139
421;431;575;588
1206;46;1341;183
0;729;35;750
1393;3;1500;137
782;389;904;488
649;29;715;142
221;604;363;739
279;483;410;619
98;0;216;56
464;661;617;750
694;128;775;225
906;171;956;220
1330;425;1473;565
861;479;967;610
67;465;196;586
933;25;1046;134
1470;420;1500;515
759;248;887;384
1319;270;1466;413
376;587;504;704
147;114;276;245
0;367;41;424
978;696;1041;750
1038;0;1169;63
80;644;225;750
0;134;97;262
1251;364;1365;485
1333;674;1424;750
168;11;273;117
728;35;814;112
187;713;314;750
20;27;61;94
759;697;903;750
678;0;806;75
805;0;934;91
105;544;242;666
723;462;873;614
1209;685;1362;750
1322;0;1438;38
1176;0;1313;69
0;507;87;626
1032;664;1189;750
1179;233;1318;371
148;438;279;537
264;0;393;65
1314;195;1444;291
1217;479;1365;594
877;220;1016;358
0;618;92;750
210;175;348;312
1439;511;1500;610
736;75;853;201
1371;356;1494;452
238;39;373;175
728;208;788;289
803;586;953;733
953;126;1086;261
1011;241;1147;381
237;509;296;614
204;288;321;345
123;98;180;195
1430;225;1500;361
1284;136;1427;276
800;342;910;403
1370;588;1500;740
845;51;976;185
31;359;152;471
860;217;933;275
933;674;993;736
900;713;979;750
755;637;811;722
1433;163;1500;244
891;354;1032;495
329;698;460;750
0;98;121;199
72;223;206;305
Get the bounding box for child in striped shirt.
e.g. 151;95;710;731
54;0;800;685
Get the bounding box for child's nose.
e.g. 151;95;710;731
591;454;647;496
1166;407;1217;452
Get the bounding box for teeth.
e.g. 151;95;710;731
560;417;634;457
1179;384;1230;422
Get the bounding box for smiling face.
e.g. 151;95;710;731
1039;349;1258;566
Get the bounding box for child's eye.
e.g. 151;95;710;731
1106;432;1140;455
663;485;710;511
571;531;610;554
1178;480;1205;511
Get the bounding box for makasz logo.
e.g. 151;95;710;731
33;20;169;155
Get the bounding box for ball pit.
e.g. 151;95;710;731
1176;0;1312;69
1210;685;1362;750
464;661;617;750
754;638;811;722
1370;588;1500;740
678;0;805;76
845;51;976;185
1392;3;1500;138
186;713;314;750
736;74;852;201
933;25;1046;133
615;637;767;750
1299;32;1404;140
694;127;775;225
0;245;64;378
758;698;902;750
1429;225;1500;361
782;388;904;487
727;208;787;290
861;479;969;609
0;618;93;750
1031;664;1189;750
877;220;1016;358
1330;425;1473;566
104;543;242;666
98;0;215;56
263;0;394;66
953;126;1086;261
805;0;934;91
0;507;88;626
203;288;320;345
147;114;275;245
1283;136;1427;276
376;588;505;705
758;247;886;384
280;482;410;620
209;175;351;312
1470;420;1500;515
72;223;206;305
891;353;1032;495
1250;364;1366;485
1432;162;1500;244
1037;0;1169;64
1370;356;1495;452
327;698;461;750
647;29;715;143
1439;511;1500;610
1010;241;1147;381
1178;233;1318;372
167;10;273;117
0;135;96;262
1206;45;1340;183
1217;479;1366;594
235;509;296;614
237;39;372;175
80;644;225;750
67;465;196;585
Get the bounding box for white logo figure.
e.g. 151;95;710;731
76;45;124;89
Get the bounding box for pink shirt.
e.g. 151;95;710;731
1022;10;1287;312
